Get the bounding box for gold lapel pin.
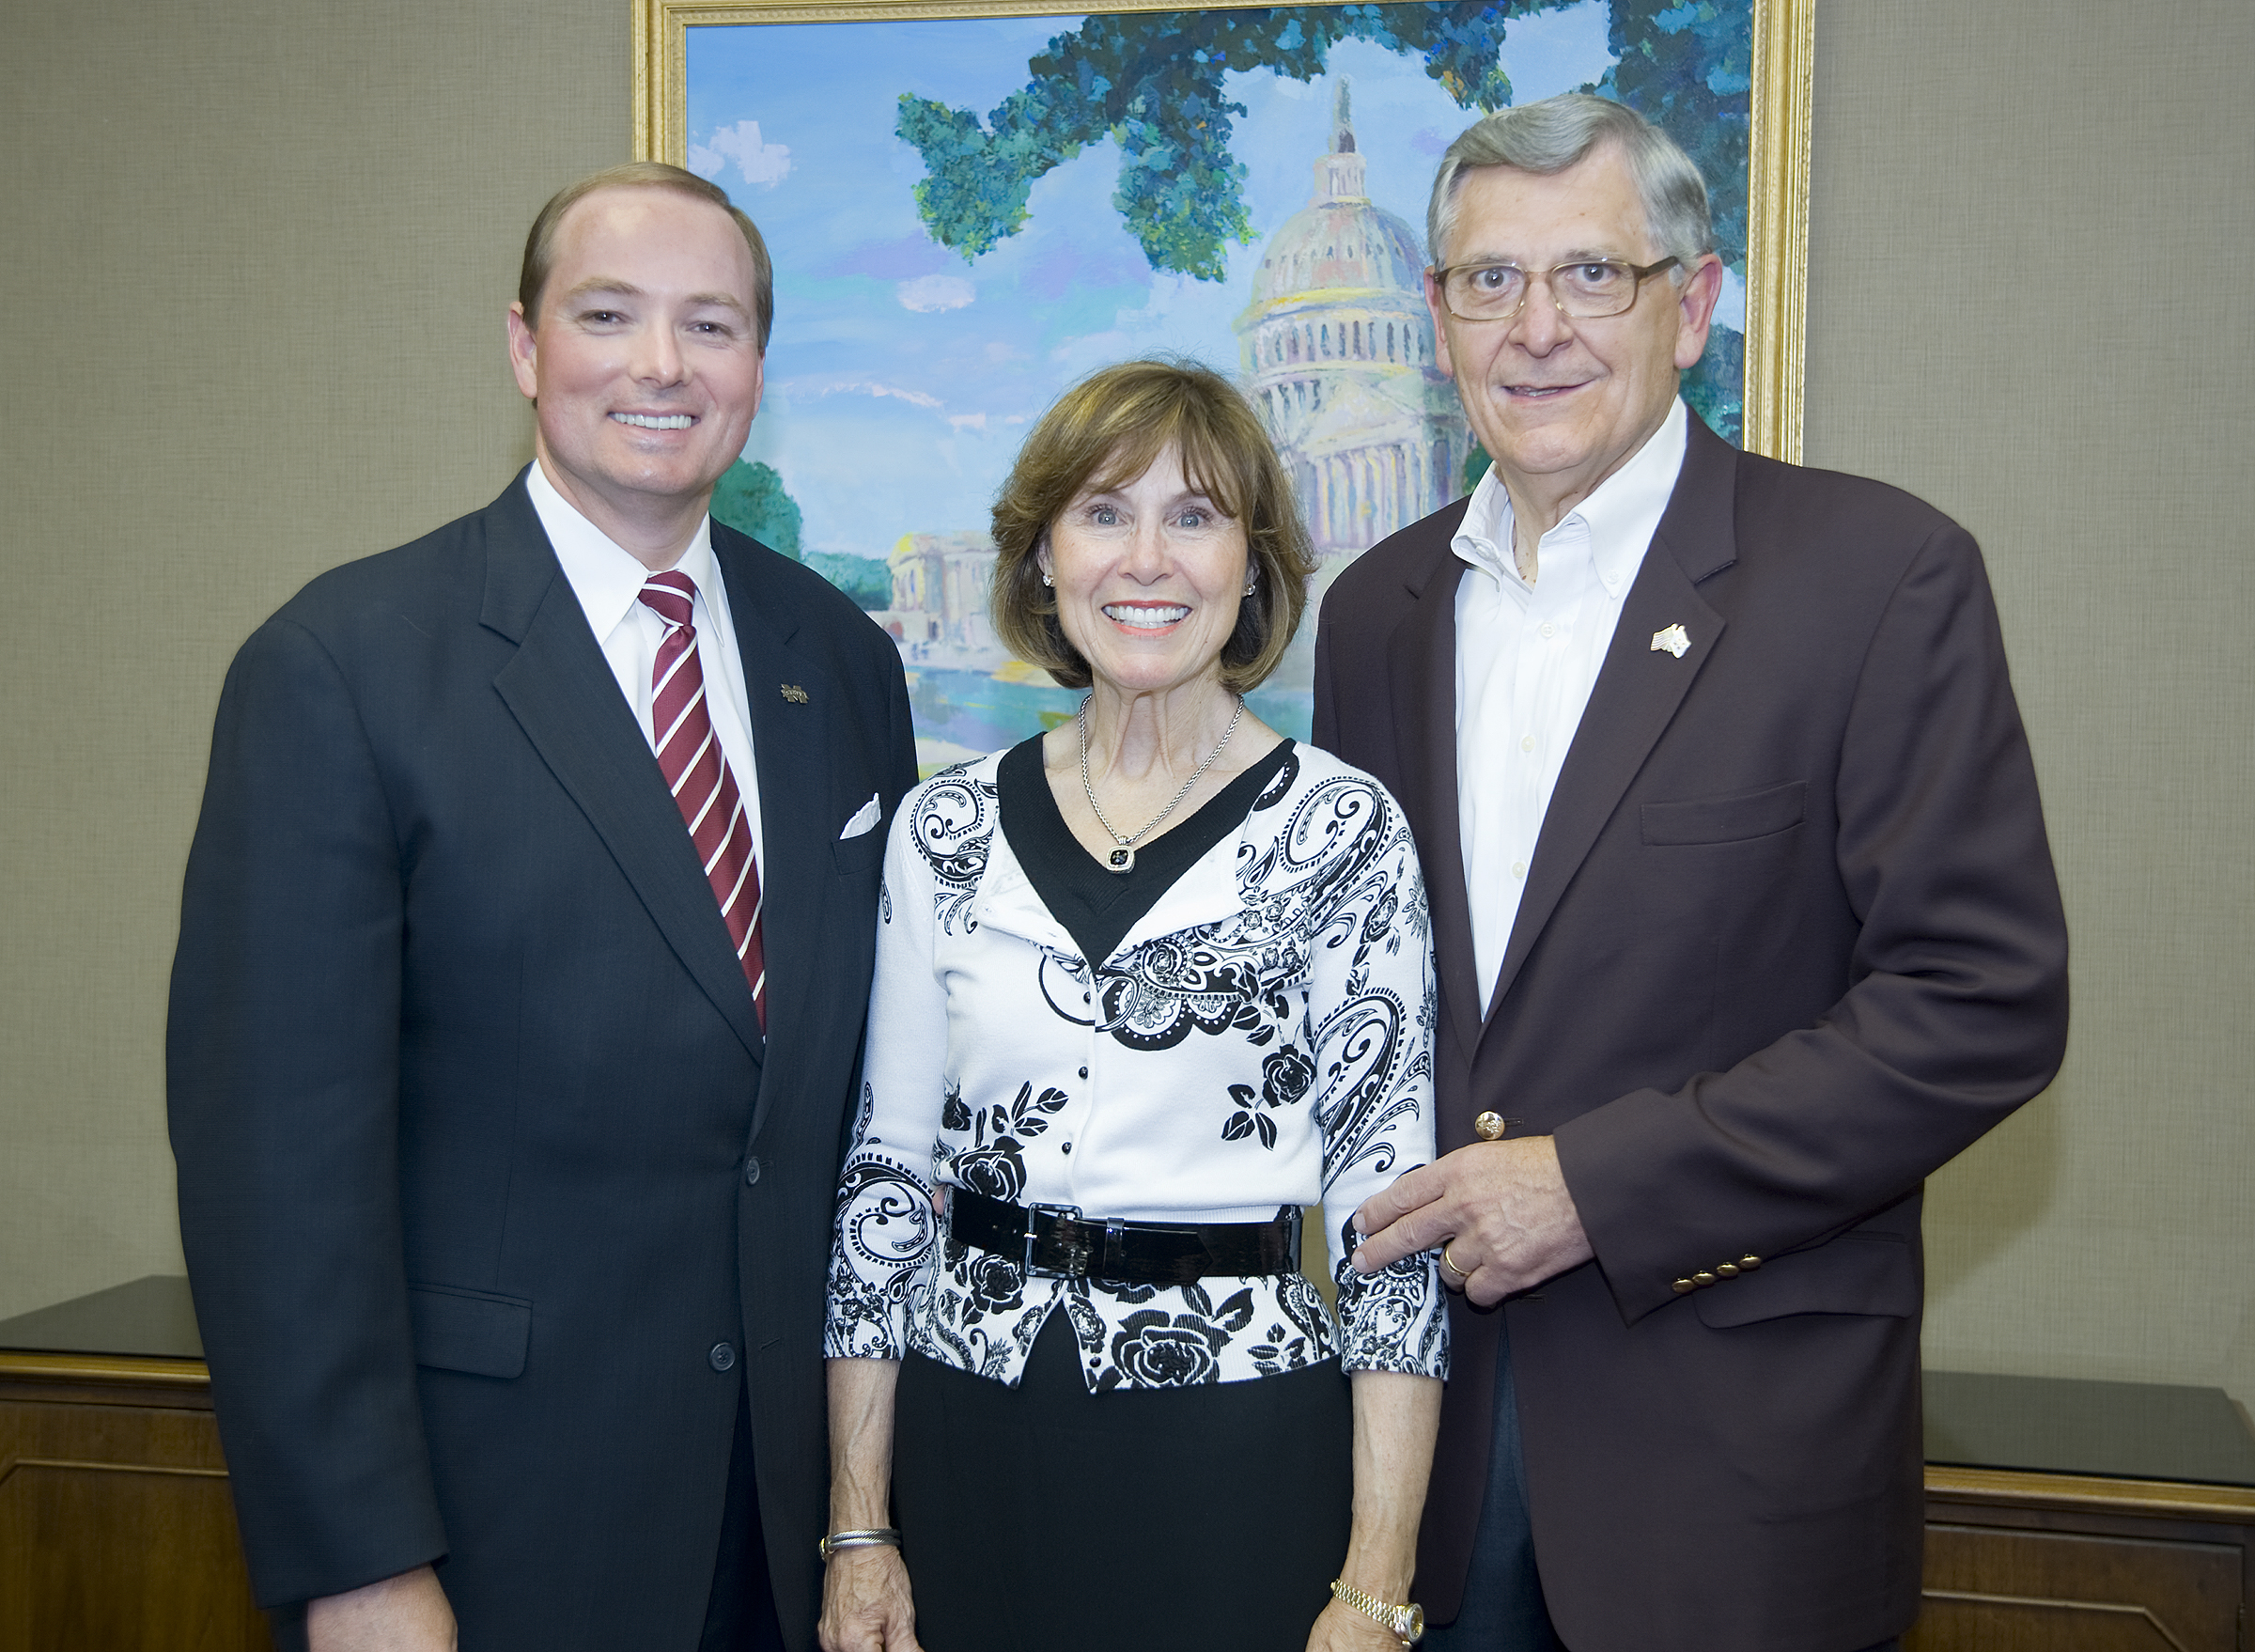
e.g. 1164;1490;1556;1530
1650;623;1690;659
780;683;810;704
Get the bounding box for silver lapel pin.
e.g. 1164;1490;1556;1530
780;683;810;704
1650;624;1690;659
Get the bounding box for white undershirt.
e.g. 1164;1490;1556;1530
1454;397;1687;1009
526;460;764;870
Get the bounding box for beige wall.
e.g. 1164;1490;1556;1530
1801;0;2255;1410
0;0;623;1316
4;0;2250;1413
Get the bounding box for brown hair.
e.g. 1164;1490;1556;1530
518;162;774;350
989;358;1314;694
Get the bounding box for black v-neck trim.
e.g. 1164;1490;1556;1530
999;735;1297;968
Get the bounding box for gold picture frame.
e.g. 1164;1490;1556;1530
632;0;1812;460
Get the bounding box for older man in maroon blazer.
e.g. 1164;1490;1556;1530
1316;95;2068;1652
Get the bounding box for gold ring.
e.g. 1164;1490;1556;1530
1440;1241;1470;1283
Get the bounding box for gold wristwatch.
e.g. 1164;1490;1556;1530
1330;1578;1425;1645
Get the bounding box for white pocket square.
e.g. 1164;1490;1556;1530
840;793;881;840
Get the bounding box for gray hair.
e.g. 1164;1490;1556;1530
1426;93;1714;276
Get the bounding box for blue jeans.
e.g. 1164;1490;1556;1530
1423;1317;1563;1652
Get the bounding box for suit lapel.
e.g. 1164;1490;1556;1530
1382;514;1485;1070
1482;420;1740;1024
480;476;767;1067
714;536;833;1140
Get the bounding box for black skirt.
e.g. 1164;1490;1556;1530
893;1310;1354;1652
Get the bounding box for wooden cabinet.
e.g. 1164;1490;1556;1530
0;1353;271;1652
0;1277;271;1652
1911;1373;2255;1652
9;1282;2255;1651
1912;1472;2254;1650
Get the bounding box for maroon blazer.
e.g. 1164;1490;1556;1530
1312;414;2068;1651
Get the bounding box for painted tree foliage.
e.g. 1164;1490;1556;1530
713;459;893;607
896;0;1751;442
711;458;803;556
1599;0;1750;438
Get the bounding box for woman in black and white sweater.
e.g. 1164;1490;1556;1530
819;359;1446;1652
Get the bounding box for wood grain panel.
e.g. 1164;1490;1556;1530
1908;1522;2242;1652
0;1392;270;1652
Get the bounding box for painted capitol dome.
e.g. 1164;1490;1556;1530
1235;84;1470;560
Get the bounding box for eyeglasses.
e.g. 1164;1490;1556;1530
1431;257;1681;322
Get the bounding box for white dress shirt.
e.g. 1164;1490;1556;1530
1454;397;1688;1008
526;460;764;869
825;744;1449;1391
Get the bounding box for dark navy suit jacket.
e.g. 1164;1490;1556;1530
169;472;916;1649
1314;416;2069;1651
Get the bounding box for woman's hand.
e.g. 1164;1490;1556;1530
1308;1368;1443;1652
821;1358;919;1651
1306;1594;1410;1651
818;1547;921;1652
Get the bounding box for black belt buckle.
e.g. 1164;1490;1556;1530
1024;1201;1091;1279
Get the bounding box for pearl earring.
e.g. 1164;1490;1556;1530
1041;571;1053;586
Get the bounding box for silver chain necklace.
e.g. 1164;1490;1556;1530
1077;693;1244;874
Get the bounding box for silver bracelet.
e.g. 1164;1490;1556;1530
817;1527;902;1562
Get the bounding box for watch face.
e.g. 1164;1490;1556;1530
1400;1603;1425;1643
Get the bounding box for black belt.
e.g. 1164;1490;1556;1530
948;1190;1302;1286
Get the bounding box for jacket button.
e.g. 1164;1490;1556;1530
1692;1271;1717;1287
1672;1278;1697;1294
1473;1112;1506;1141
708;1342;737;1372
743;1156;762;1186
1738;1255;1764;1270
1714;1262;1739;1278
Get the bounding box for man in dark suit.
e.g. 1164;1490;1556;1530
1319;97;2068;1651
168;163;915;1652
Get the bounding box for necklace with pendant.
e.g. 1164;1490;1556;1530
1077;693;1244;874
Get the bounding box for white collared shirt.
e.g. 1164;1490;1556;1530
1454;397;1688;1008
526;461;763;869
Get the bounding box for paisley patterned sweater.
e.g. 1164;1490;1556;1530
824;740;1449;1391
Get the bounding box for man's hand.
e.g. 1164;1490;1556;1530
305;1565;456;1652
1350;1136;1594;1306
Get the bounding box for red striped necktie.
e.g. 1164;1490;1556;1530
638;571;765;1028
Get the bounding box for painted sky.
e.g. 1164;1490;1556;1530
685;0;1738;564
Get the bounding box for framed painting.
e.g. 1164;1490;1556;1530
633;0;1812;768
